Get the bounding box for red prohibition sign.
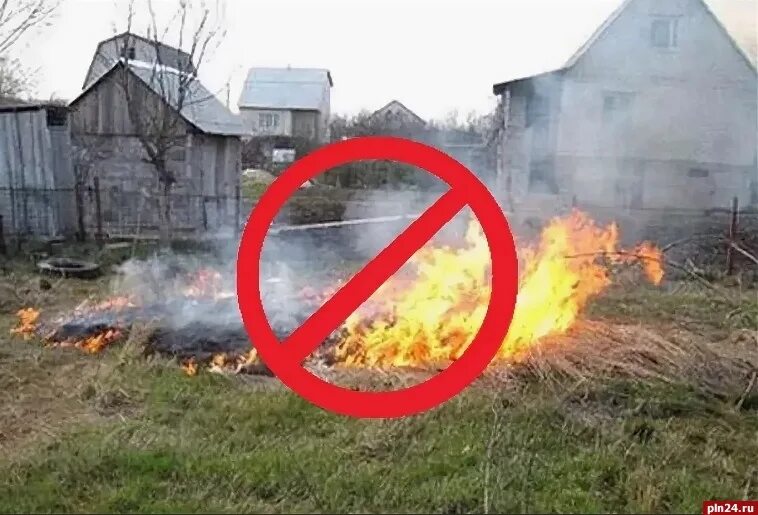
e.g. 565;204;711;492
237;136;519;419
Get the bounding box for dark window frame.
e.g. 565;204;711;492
526;93;550;128
603;92;635;124
688;168;709;178
651;16;679;49
528;159;559;195
46;107;68;127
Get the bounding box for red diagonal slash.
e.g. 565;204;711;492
236;136;519;419
282;189;466;363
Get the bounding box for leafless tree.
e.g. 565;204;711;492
0;0;58;54
0;56;30;98
114;0;226;246
0;0;59;99
70;134;111;241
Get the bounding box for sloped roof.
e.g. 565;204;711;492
493;0;757;93
71;60;248;137
238;67;332;110
106;32;193;61
83;32;198;91
370;100;426;125
0;98;69;114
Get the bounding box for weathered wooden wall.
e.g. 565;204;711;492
0;107;76;237
71;70;187;138
69;71;242;234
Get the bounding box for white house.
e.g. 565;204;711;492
492;0;757;212
238;67;333;144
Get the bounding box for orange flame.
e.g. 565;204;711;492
182;268;233;300
92;296;137;312
205;349;261;375
335;211;664;368
10;308;41;340
182;359;199;377
72;329;123;354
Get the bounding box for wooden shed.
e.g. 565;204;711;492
68;56;249;234
0;101;76;238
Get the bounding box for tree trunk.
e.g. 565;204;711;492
159;180;173;249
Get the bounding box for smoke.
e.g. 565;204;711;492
494;0;757;247
97;176;486;347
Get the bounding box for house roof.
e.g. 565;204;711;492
370;100;426;125
0;99;67;113
70;60;248;137
492;0;757;94
238;67;332;110
83;32;198;91
98;32;193;63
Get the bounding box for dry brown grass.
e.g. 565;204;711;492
314;320;758;402
492;321;758;399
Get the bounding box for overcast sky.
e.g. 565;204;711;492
13;0;757;120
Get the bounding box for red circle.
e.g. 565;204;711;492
236;136;518;419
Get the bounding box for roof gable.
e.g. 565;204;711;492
71;61;248;137
83;32;198;91
567;0;756;81
493;0;756;93
370;100;426;125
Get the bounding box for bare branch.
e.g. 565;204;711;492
0;0;59;55
564;250;739;305
108;0;227;245
729;242;758;267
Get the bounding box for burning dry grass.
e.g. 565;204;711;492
318;321;758;400
336;211;666;368
9;308;39;339
4;210;756;400
490;321;758;397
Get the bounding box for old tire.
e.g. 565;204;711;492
37;258;101;279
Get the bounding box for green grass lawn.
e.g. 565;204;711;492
1;264;757;513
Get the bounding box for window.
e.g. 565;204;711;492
121;46;136;60
46;107;67;127
651;17;679;49
169;148;186;162
688;168;709;178
528;160;559;194
526;94;550;128
603;92;634;124
259;113;280;129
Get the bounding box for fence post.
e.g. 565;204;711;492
0;214;6;256
93;177;104;247
201;197;208;231
726;196;739;276
234;185;241;238
75;182;87;242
